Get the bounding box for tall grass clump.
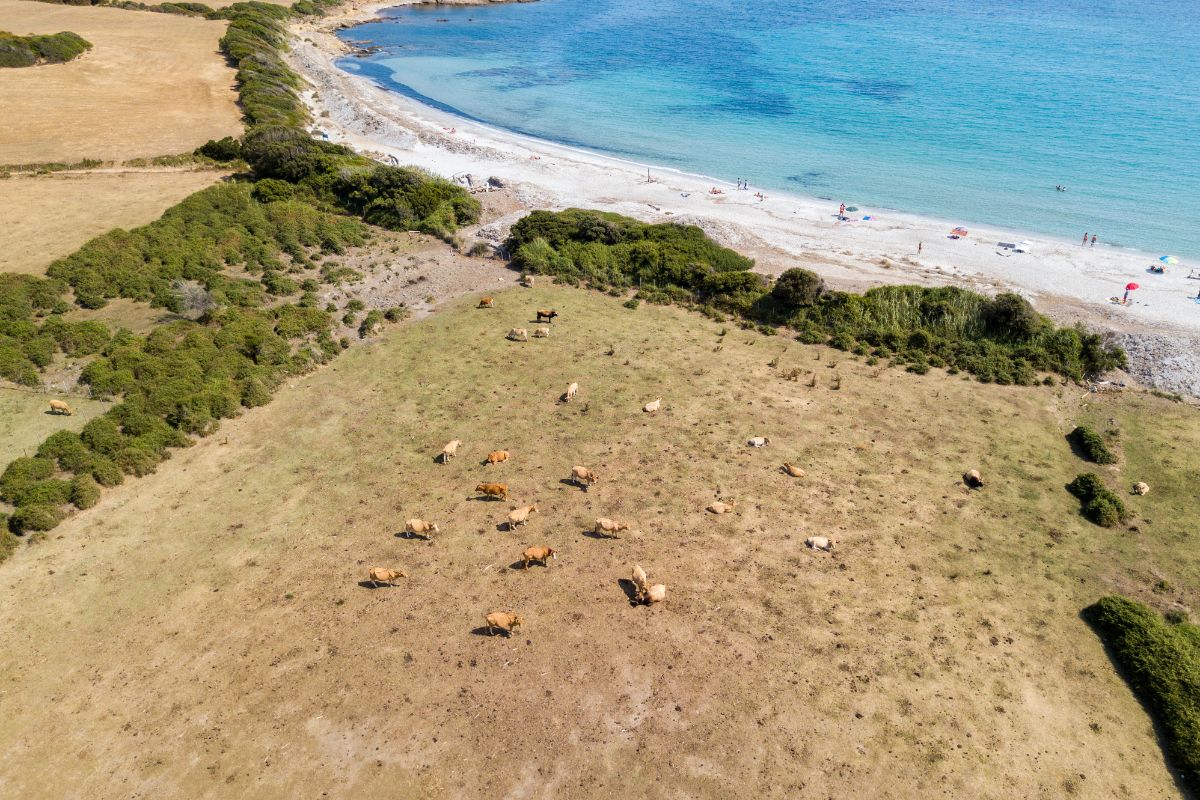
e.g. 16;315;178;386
1084;596;1200;794
507;209;1125;383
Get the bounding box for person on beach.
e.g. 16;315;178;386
839;203;846;219
1091;234;1097;247
1083;232;1089;246
918;241;923;255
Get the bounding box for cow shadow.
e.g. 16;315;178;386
357;580;399;590
395;530;433;541
617;578;642;606
470;495;506;502
496;522;513;533
558;479;588;491
471;626;513;637
583;528;619;540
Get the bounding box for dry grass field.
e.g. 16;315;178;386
0;170;229;275
0;286;1196;798
0;0;241;163
0;387;111;466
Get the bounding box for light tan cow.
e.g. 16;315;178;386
565;382;579;402
643;398;662;413
521;546;556;569
507;503;539;530
441;439;462;463
706;500;736;514
782;463;805;477
484;611;524;636
805;536;835;552
486;450;510;465
533;327;550;338
367;567;407;587
507;328;529;342
570;466;598;488
405;519;439;538
594;518;630;537
645;584;667;604
48;399;72;416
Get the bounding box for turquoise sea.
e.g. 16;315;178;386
337;0;1200;257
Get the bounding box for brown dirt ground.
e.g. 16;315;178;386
0;170;230;275
0;0;242;163
0;284;1194;798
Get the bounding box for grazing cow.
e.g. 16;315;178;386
643;398;662;413
1133;481;1150;496
486;450;510;465
631;565;649;598
48;399;72;416
706;500;736;514
507;328;529;342
475;483;509;501
565;382;579;402
645;584;667;604
405;519;439;538
478;297;495;308
533;326;550;338
805;536;834;552
963;469;984;489
367;567;407;587
535;309;558;324
507;503;539;530
594;518;630;537
484;611;524;636
782;463;805;477
747;436;770;447
521;275;535;288
441;439;462;463
521;546;556;570
570;466;598;488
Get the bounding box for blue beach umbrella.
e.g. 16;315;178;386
1160;255;1179;264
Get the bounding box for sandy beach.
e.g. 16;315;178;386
289;2;1200;390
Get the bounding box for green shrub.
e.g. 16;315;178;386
70;474;101;509
0;456;55;503
0;30;91;68
89;456;124;487
12;479;73;508
196;136;243;162
1084;596;1200;794
384;306;409;322
9;503;66;533
0;525;16;562
358;309;384;338
504;210;1125;383
252;177;295;203
1070;425;1117;464
1067;472;1127;527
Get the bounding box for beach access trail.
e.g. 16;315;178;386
289;2;1200;344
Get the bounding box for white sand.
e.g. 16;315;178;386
289;2;1199;338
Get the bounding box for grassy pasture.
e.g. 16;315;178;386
0;386;110;467
0;285;1195;797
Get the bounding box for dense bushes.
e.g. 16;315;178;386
1067;473;1128;527
0;30;91;68
507;210;1126;383
1070;424;1117;464
47;182;365;309
1084;596;1200;794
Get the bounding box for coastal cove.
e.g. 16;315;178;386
335;0;1200;259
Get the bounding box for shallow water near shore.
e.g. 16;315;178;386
338;0;1200;258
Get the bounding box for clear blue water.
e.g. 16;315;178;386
338;0;1200;257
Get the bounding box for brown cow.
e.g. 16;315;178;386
478;297;495;308
485;450;510;465
521;546;557;570
484;611;524;636
475;483;509;501
367;567;407;587
535;309;558;324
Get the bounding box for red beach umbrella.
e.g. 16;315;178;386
1125;282;1139;291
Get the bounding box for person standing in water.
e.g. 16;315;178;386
839;203;846;219
1083;232;1089;246
1091;234;1097;247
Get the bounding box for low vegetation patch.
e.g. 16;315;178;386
1084;596;1200;794
1069;424;1117;464
0;30;91;68
1067;473;1128;527
507;209;1125;384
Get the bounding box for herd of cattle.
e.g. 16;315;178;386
364;296;831;638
